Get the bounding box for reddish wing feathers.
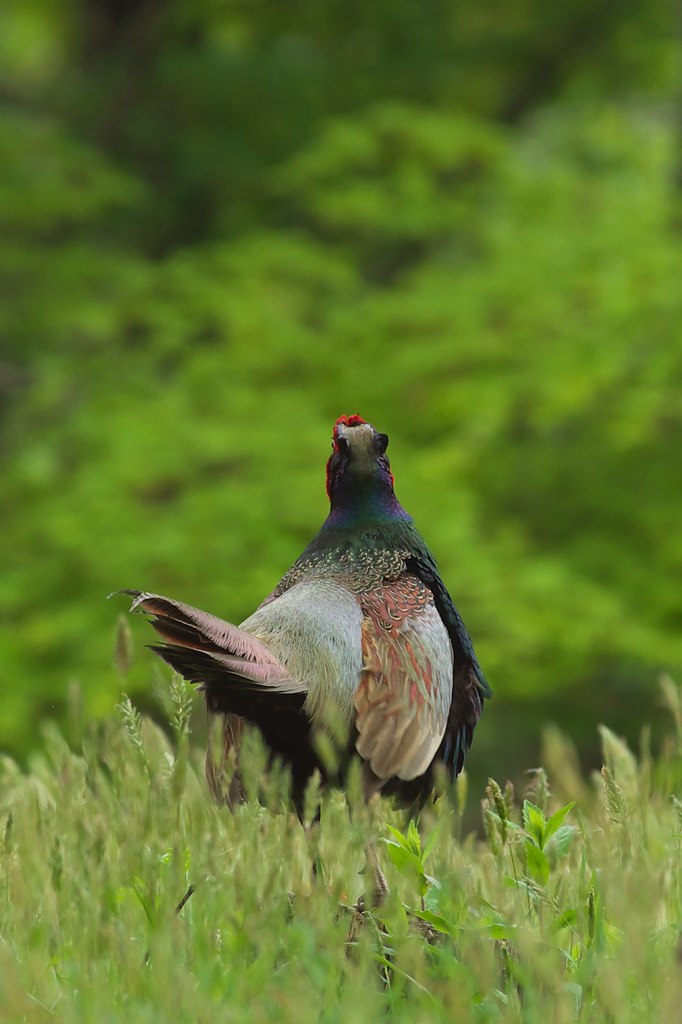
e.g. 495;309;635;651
354;576;448;782
359;577;429;633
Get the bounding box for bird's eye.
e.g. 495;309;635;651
336;435;350;454
376;433;389;455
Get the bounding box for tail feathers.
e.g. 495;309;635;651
121;590;304;694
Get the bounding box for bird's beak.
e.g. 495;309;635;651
337;423;380;478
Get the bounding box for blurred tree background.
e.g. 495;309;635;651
1;0;682;793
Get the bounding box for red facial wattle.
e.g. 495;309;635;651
333;414;368;450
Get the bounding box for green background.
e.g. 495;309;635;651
1;0;682;789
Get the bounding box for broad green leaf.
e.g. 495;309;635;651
410;908;458;937
384;824;411;848
525;842;550;885
382;840;426;883
407;819;422;857
544;802;575;843
421;819;443;863
550;909;578;933
522;801;547;848
469;895;500;912
546;824;578;859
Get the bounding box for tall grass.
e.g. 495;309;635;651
1;677;682;1023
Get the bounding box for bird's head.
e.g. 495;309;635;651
326;415;391;499
324;416;410;525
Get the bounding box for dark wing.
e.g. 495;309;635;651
404;556;491;778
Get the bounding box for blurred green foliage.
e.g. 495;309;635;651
1;0;682;784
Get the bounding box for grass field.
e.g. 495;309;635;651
1;676;682;1023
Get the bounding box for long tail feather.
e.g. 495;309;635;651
119;590;304;694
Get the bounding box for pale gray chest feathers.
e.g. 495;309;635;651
239;576;453;740
239;579;364;725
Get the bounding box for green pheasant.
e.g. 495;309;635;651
123;415;490;808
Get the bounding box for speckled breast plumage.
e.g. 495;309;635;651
247;542;453;783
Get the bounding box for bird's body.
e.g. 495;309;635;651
125;416;490;809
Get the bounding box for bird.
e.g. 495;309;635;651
122;415;491;813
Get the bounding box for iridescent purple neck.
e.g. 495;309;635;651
322;478;413;530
